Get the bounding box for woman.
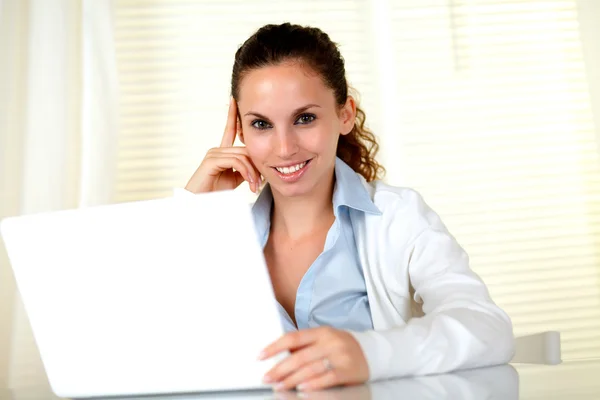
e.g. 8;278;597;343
184;23;514;391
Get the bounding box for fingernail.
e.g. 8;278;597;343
257;351;266;360
263;375;272;383
274;382;285;391
297;383;307;391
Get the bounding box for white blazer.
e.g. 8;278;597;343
348;176;515;381
176;175;515;381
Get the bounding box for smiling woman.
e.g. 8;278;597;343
183;22;514;392
231;24;384;187
111;0;600;389
235;61;356;198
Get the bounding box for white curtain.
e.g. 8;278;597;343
0;0;118;388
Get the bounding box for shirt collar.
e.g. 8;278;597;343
332;157;381;216
252;183;273;245
251;157;381;242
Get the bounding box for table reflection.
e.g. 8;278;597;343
15;364;512;400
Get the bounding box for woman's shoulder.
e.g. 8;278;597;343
361;178;447;232
362;179;426;212
369;180;422;203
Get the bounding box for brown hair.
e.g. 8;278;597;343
231;23;385;182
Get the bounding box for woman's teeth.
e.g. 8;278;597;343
275;161;307;175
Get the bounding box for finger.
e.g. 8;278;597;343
265;346;327;384
296;370;339;392
229;158;255;186
259;330;320;361
207;146;249;156
220;97;238;148
206;148;259;185
207;156;255;186
273;358;333;391
232;170;246;188
209;153;259;185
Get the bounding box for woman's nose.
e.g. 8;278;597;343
275;129;299;158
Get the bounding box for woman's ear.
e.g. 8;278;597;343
236;116;245;144
339;96;357;136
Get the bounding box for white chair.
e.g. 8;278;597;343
511;331;561;365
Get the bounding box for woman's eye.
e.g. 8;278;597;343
295;113;316;125
251;120;271;130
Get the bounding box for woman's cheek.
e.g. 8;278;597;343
245;137;271;168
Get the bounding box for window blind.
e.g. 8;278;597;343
382;0;600;360
113;0;600;361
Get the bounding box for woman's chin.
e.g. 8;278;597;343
268;179;315;199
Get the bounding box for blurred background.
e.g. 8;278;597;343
1;0;599;389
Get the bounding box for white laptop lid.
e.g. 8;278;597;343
0;190;286;398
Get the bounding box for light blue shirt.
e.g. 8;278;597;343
252;158;382;332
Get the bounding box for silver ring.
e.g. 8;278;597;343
323;358;334;371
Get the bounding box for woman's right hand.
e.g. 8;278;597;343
185;97;261;194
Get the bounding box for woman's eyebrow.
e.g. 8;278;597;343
291;104;321;115
243;104;321;119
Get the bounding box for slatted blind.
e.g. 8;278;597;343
113;0;600;361
382;0;600;360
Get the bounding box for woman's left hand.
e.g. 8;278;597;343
259;326;370;392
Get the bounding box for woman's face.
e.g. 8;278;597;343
237;62;356;198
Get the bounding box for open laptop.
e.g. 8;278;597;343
0;190;287;398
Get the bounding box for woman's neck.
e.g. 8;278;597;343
269;170;336;241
